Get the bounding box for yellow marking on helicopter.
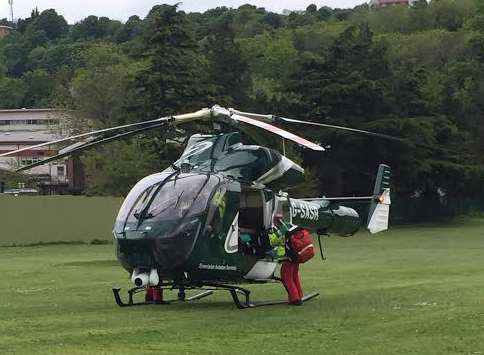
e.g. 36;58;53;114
213;191;226;217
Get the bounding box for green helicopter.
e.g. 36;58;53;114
1;105;392;309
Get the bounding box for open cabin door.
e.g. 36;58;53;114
238;187;275;255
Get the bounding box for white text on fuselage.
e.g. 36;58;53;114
290;202;319;221
198;263;237;271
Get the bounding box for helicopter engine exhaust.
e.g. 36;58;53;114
131;268;159;287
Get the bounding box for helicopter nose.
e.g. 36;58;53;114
115;217;203;275
152;218;202;270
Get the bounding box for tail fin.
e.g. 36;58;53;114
367;164;391;234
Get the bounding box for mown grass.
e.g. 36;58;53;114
0;196;123;246
0;219;483;354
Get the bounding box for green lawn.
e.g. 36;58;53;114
1;219;483;354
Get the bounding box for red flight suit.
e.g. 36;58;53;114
281;261;303;304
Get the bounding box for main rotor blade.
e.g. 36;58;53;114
0;108;212;158
233;114;325;151
212;106;324;151
0;117;170;158
230;109;406;143
16;121;169;172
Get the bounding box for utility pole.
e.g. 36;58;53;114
8;0;14;23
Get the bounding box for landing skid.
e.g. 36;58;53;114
112;286;213;307
247;292;319;308
112;282;319;309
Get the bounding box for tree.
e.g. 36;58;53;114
0;32;31;76
81;141;159;196
204;13;250;107
289;24;391;119
70;16;123;41
131;5;204;118
261;12;284;29
0;1;482;209
0;170;28;190
429;0;476;32
69;43;140;129
63;43;162;195
115;15;142;43
0;77;27;108
16;8;40;34
412;0;429;9
23;68;55;107
317;7;333;21
29;9;68;40
306;4;318;14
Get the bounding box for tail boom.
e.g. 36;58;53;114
293;164;391;236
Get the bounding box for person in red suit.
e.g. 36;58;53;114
271;218;304;306
281;258;303;306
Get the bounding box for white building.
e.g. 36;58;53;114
369;0;418;8
0;25;13;38
0;109;67;186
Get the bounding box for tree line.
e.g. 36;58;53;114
0;1;483;218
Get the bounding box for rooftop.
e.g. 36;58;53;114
0;130;59;144
369;0;417;6
0;108;61;113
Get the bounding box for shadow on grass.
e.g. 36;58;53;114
1;239;112;248
391;216;484;230
60;260;119;267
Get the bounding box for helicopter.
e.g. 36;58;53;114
1;105;392;309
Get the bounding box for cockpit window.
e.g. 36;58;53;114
176;139;215;167
115;173;168;227
214;148;270;181
115;173;221;234
144;174;219;221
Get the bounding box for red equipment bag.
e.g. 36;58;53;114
288;228;315;263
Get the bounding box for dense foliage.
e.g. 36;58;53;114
1;1;483;211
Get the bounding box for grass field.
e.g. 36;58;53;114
1;217;484;354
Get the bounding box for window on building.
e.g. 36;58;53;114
57;166;65;177
19;157;44;167
0;119;58;126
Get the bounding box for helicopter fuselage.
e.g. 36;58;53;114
112;133;371;286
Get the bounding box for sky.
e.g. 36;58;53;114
0;1;365;24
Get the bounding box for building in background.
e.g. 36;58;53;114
369;0;417;8
0;25;13;38
0;109;84;195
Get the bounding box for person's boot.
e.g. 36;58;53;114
152;288;163;303
145;287;153;302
